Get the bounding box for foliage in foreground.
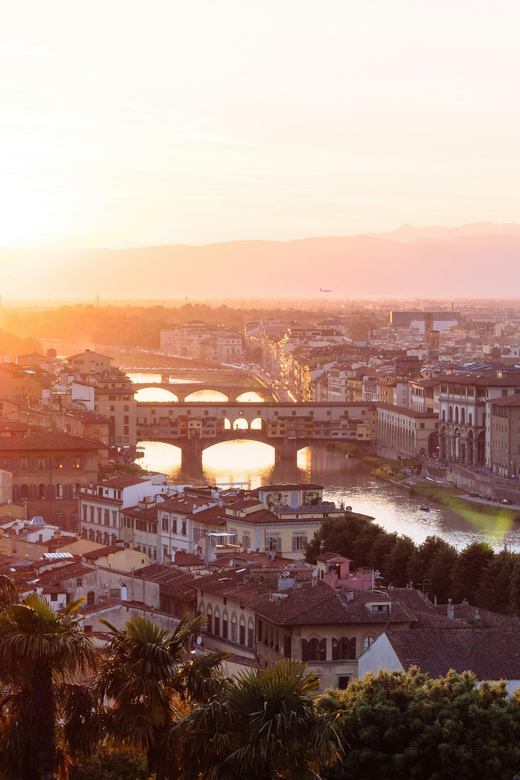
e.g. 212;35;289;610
173;660;340;780
70;747;147;780
318;667;520;780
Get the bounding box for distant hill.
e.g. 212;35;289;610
367;222;520;243
2;223;520;299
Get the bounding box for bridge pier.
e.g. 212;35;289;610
274;438;300;469
178;438;204;479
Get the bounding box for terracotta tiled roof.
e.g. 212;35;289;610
252;586;427;626
173;551;205;567
226;508;285;526
488;394;520;408
0;429;103;451
431;603;520;630
123;505;159;521
83;544;126;560
385;627;520;680
100;476;149;488
135;563;197;602
188;505;227;527
159;495;216;513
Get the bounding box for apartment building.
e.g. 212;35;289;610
79;474;170;546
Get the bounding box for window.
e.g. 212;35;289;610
302;638;326;661
214;616;220;636
181;520;187;536
363;636;375;651
231;621;237;643
162;517;169;532
239;624;246;645
257;620;263;641
293;535;307;551
284;635;292;657
206;614;213;634
332;637;356;660
222;618;228;639
248;626;254;648
337;676;349;690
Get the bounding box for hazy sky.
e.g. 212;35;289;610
1;0;520;249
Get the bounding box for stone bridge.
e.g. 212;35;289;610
136;400;376;474
132;382;272;401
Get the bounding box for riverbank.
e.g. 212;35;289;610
398;479;519;525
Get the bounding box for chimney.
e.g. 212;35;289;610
447;598;454;619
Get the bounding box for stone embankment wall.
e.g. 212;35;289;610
425;462;520;504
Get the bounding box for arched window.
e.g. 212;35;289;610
332;637;356;660
206;606;213;635
12;484;21;501
28;484;38;500
38;484;46;499
103;532;109;546
87;591;95;605
55;484;63;499
455;407;459;423
461;407;465;424
448;406;453;422
64;483;74;500
88;528;95;541
302;638;326;661
20;484;29;500
364;636;375;651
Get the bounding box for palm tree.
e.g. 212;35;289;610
95;613;228;779
172;659;341;780
0;593;98;780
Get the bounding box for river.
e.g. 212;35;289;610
132;379;520;552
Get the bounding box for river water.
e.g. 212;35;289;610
132;380;520;552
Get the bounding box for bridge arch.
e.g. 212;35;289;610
236;391;268;402
135;386;179;402
184;389;229;402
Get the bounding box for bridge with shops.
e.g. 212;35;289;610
136;400;374;474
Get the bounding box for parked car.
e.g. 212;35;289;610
501;498;513;505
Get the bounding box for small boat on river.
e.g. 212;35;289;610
418;504;430;512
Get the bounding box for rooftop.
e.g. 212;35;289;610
385;627;520;680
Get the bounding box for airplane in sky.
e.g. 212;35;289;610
319;288;332;292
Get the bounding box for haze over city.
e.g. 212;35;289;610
4;3;520;779
2;2;520;280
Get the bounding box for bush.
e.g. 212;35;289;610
71;747;147;780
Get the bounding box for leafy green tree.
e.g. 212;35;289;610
383;536;415;587
509;558;520;615
318;668;520;780
450;541;494;604
427;543;458;603
95;614;227;780
476;549;516;613
173;660;340;780
0;594;98;780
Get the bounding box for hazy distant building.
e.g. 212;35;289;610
390;311;461;333
160;322;243;362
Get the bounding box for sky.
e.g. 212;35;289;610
1;0;520;250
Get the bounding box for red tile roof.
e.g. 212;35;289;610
385;627;520;680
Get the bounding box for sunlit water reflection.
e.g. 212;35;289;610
136;440;520;551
